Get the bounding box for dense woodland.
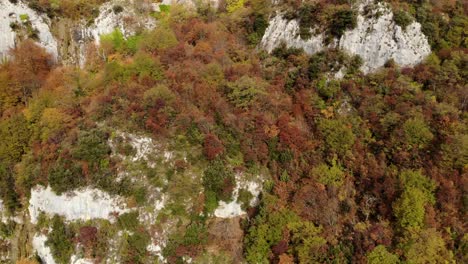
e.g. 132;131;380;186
0;0;467;263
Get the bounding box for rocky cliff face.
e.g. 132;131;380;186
1;0;431;73
0;0;58;60
0;0;158;65
261;0;431;73
63;0;157;65
28;185;129;224
0;0;223;65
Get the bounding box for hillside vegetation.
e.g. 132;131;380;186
0;0;466;263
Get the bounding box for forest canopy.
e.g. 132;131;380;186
0;0;466;263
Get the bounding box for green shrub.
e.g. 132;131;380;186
19;14;29;22
248;14;269;45
329;9;357;38
186;123;204;145
204;190;218;214
312;160;345;187
404;229;455;263
0;220;16;238
272;43;303;59
226;0;245;13
36;211;50;230
317;78;340;99
367;245;399;264
402;117;434;149
0;165;20;213
440;133;468;170
104;61;132;83
47;215;74;264
296;4;321;39
318;119;355;156
237;188;254;210
48;160;84;194
117;211;140;231
202;160;236;202
100;29;143;55
182;221;208;246
72;128;111;165
348;55;363;75
92;168;131;196
227;76;268;109
245;203;302;263
159;4;170;13
163;218;208;259
139;26;178;52
143;84;175;108
0;113;31;164
288;221;326;263
112;5;123;14
124;34;143;54
133;186;147;205
308;53;325;80
130;53;165;82
100;29;126;52
393;170;435;229
393;10;413;30
121;230;150;263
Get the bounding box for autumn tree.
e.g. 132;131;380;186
0;165;20;213
226;76;268;109
317;118;355;157
403;229;454;263
203;133;225;160
0;113;31;164
288;221;326;263
8;40;52;103
402;116;434;149
367;245;399;264
311;159;345;187
393;170;436;229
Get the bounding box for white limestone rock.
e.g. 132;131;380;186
0;0;158;65
214;174;262;218
0;0;58;60
72;0;157;66
261;15;325;55
147;241;165;263
29;185;128;224
32;234;56;264
88;0;157;45
0;0;224;65
108;130;170;168
260;1;431;73
339;2;431;73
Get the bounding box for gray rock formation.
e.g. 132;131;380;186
0;0;158;65
260;0;431;73
0;0;57;60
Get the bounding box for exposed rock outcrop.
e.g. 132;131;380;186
214;173;262;218
0;0;158;65
32;234;56;264
28;185;128;224
260;0;431;73
0;0;58;60
53;0;157;65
